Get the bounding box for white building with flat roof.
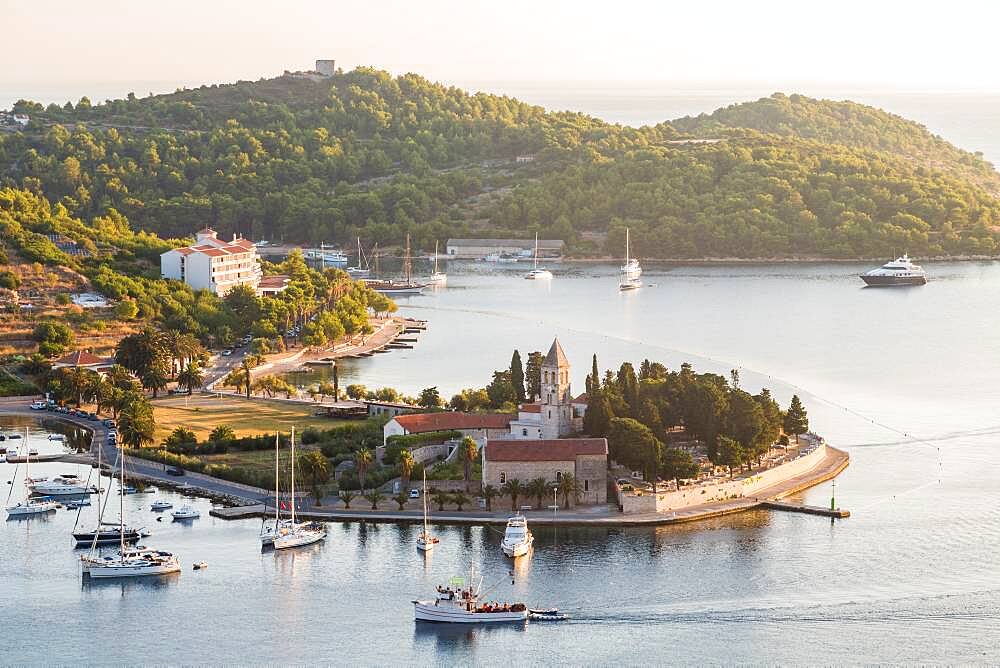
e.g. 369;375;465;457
160;228;262;296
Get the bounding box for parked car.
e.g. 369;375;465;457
29;401;46;410
409;489;420;499
166;467;185;476
221;349;233;356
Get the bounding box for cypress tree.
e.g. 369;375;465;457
510;349;526;403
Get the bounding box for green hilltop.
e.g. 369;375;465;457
3;69;1000;258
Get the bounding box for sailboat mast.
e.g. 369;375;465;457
534;233;539;269
422;470;429;536
119;447;126;557
274;432;280;524
434;241;439;274
625;228;630;263
404;234;412;284
290;426;296;525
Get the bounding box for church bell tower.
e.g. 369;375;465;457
540;337;573;439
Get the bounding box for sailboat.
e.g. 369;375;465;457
525;233;553;280
80;448;181;578
427;240;447;286
416;470;439;552
272;427;326;550
260;433;291;547
347;237;371;278
6;429;59;518
364;234;427;295
72;436;144;545
618;228;642;290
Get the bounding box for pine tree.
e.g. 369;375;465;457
510;349;526;403
783;394;809;443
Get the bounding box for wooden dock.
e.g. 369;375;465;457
761;501;850;518
209;504;265;519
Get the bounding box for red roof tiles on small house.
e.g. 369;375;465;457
485;438;608;462
518;403;541;413
393;412;514;433
53;350;113;367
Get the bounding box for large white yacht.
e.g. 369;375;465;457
500;514;534;558
29;473;96;496
860;254;927;286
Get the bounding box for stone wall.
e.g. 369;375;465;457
620;443;828;515
482;454;607;506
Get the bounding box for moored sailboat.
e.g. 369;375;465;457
618;228;642;290
6;437;59;518
272;427;326;550
525;233;553;280
427;240;447;286
416;470;439;552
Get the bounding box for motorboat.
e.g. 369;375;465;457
524;233;553;280
501;514;533;558
120;486;137;495
529;608;568;621
416;470;439;552
270;427;326;550
29;473;96;496
47;433;66;441
64;498;91;508
151;500;173;511
619;228;642;290
7;496;59;517
193;561;208;570
413;569;528;624
171;505;200;520
860;254;927;286
81;548;181;578
484;251;519;264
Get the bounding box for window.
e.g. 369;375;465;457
548;410;551;419
522;428;528;436
584;480;589;492
556;471;563;481
499;472;507;485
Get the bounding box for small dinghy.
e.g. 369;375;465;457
193;561;208;570
529;608;568;621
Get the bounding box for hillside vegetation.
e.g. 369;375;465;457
2;70;999;258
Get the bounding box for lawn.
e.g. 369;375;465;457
151;394;338;442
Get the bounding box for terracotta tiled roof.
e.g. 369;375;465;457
198;247;228;257
573;393;588;404
519;403;541;414
485;438;608;462
174;247;195;256
543;338;569;368
54;350;111;367
258;275;290;289
220;243;253;254
231;238;255;249
393;412;514;433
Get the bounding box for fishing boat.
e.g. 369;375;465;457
416;470;439;552
272;427;326;550
524;233;553;280
500;514;533;558
619;228;642;291
427;241;447;286
80;449;181;578
413;567;528;624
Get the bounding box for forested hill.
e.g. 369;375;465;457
3;69;1000;258
671;93;1000;192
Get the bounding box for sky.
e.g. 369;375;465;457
2;0;1000;95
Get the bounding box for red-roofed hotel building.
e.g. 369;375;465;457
160;228;262;296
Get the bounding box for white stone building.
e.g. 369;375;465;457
160;228;262;296
444;238;564;259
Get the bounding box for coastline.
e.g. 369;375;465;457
557;255;1000;264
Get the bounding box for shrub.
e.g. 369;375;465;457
0;271;20;289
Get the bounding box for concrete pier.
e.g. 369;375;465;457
761;501;850;518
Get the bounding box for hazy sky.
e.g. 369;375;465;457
3;0;999;90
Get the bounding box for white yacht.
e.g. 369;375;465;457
271;427;326;551
29;473;96;496
619;228;642;290
500;514;534;558
171;505;200;520
427;241;447;286
416;470;439;552
81;450;181;579
6;437;61;517
524;233;553;280
860;254;927;286
413;569;528;623
260;433;292;547
151;500;173;511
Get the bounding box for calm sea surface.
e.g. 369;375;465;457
5;262;1000;665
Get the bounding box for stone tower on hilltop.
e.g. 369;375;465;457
540;337;573;439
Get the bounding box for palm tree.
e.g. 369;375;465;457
355;448;373;490
502;479;525;511
431;488;451;512
557;473;581;510
451;492;470;511
481;484;501;511
528;476;549;510
364;489;384;510
68;366;95;407
398;449;415;490
93;375;112;415
461;437;478;492
118;394;155;449
177;361;204;395
393;492;409;510
296;451;330;506
338;489;356;509
140;364;169;398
